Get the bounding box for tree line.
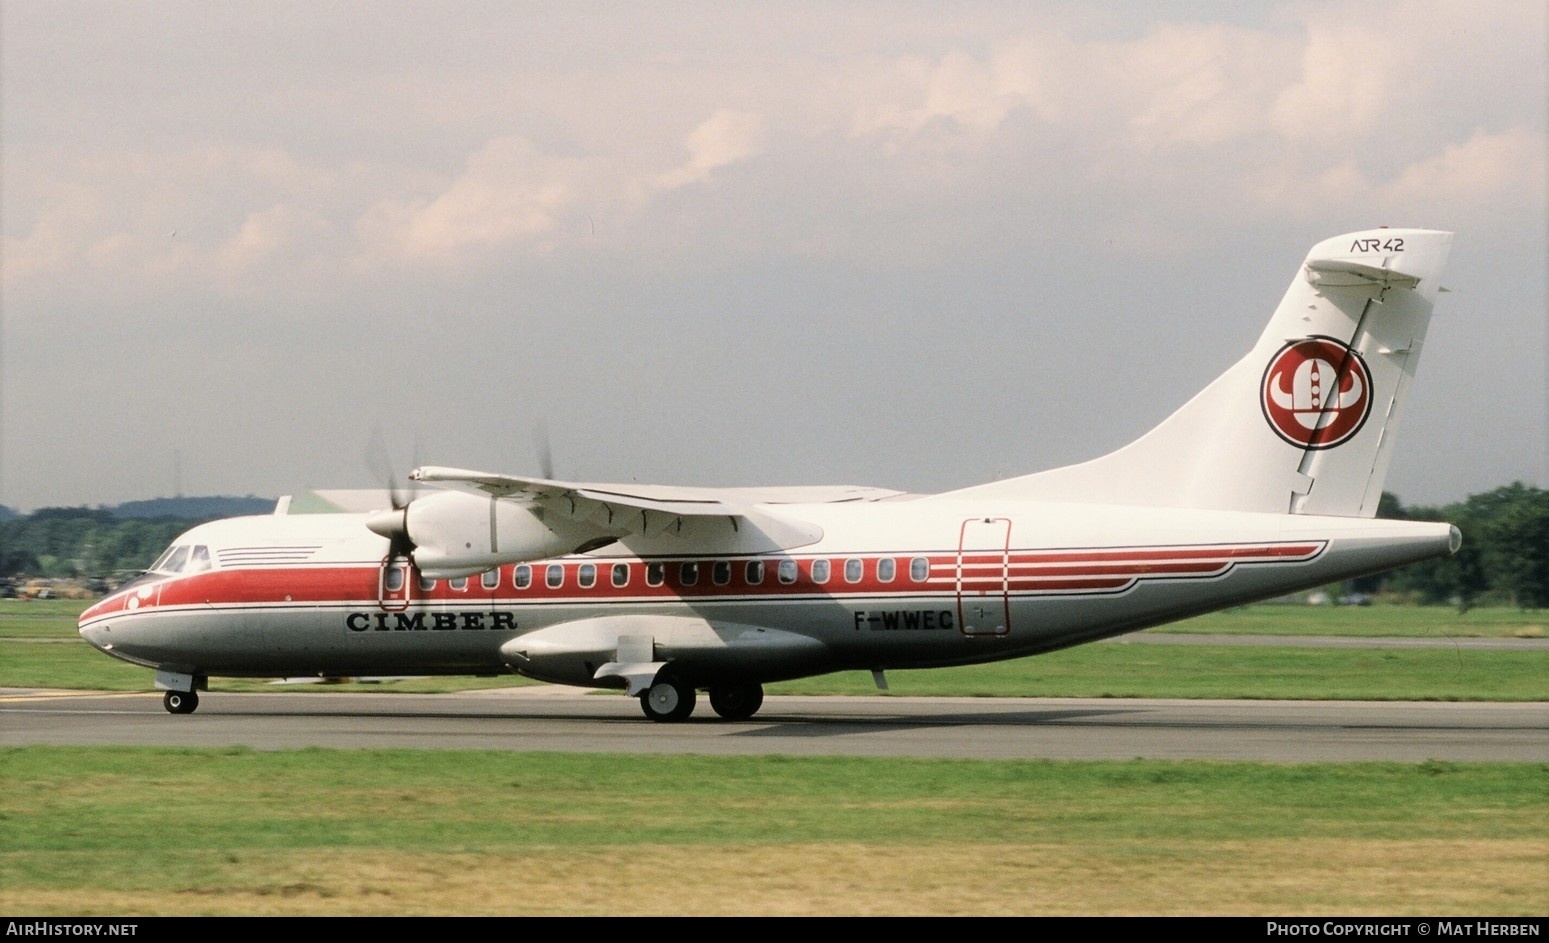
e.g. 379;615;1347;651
1377;482;1549;610
1;485;1545;608
0;508;193;584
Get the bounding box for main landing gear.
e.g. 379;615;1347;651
640;676;696;722
638;677;765;723
163;690;199;714
707;682;764;721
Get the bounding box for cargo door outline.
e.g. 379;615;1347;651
956;517;1011;636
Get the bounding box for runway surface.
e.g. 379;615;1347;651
3;687;1544;761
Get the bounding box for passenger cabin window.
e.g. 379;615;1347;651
910;557;929;582
746;560;765;585
844;558;863;583
450;577;467;592
646;562;665;587
578;563;596;589
777;559;798;584
679;562;699;586
514;565;532;589
612;563;630;587
877;558;896;582
811;559;831;584
481;570;500;590
546;564;564;589
384;567;405;592
419;574;437;591
712;561;731;586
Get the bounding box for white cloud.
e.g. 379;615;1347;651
848;23;1295;152
216;204;335;283
2;144;341;300
358;136;579;265
1;180;99;287
1118;25;1296;150
654;109;767;191
1381;127;1548;210
1270;21;1407;142
9;4;1539;291
3;2;1543;509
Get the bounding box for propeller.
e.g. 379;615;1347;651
365;500;416;564
535;420;555;480
362;424;558;568
364;428;419;565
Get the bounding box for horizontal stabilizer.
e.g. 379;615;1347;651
1305;259;1421;290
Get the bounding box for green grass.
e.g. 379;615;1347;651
4;749;1536;851
0;599;93;638
770;644;1549;700
1;748;1544;916
1162;604;1547;638
5;600;1546;915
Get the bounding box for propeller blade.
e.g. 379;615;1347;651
364;427;417;561
535;420;555;481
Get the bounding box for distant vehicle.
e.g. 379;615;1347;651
79;228;1459;719
24;579;55;600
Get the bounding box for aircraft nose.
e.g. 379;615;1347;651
80;597;109;625
80;606;107;645
79;619;108;651
79;595;126;651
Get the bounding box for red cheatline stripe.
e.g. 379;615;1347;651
109;542;1325;608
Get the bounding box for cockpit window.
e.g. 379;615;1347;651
162;546;190;574
150;543;215;575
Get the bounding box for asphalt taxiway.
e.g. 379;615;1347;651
2;687;1543;762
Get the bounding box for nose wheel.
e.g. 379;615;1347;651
163;690;199;714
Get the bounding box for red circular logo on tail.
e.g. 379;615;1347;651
1261;337;1372;449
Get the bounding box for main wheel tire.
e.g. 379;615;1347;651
163;690;199;714
640;678;696;722
708;682;764;721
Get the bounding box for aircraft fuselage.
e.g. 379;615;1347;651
78;500;1457;689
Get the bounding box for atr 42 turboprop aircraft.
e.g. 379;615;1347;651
81;228;1459;721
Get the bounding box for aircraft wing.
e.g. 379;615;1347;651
411;466;902;507
409;466;904;548
413;466;739;516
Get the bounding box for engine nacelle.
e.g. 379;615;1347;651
384;490;590;578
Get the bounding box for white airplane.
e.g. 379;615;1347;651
80;228;1459;721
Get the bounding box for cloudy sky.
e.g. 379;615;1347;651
3;1;1545;513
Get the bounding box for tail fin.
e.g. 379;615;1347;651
949;228;1453;517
